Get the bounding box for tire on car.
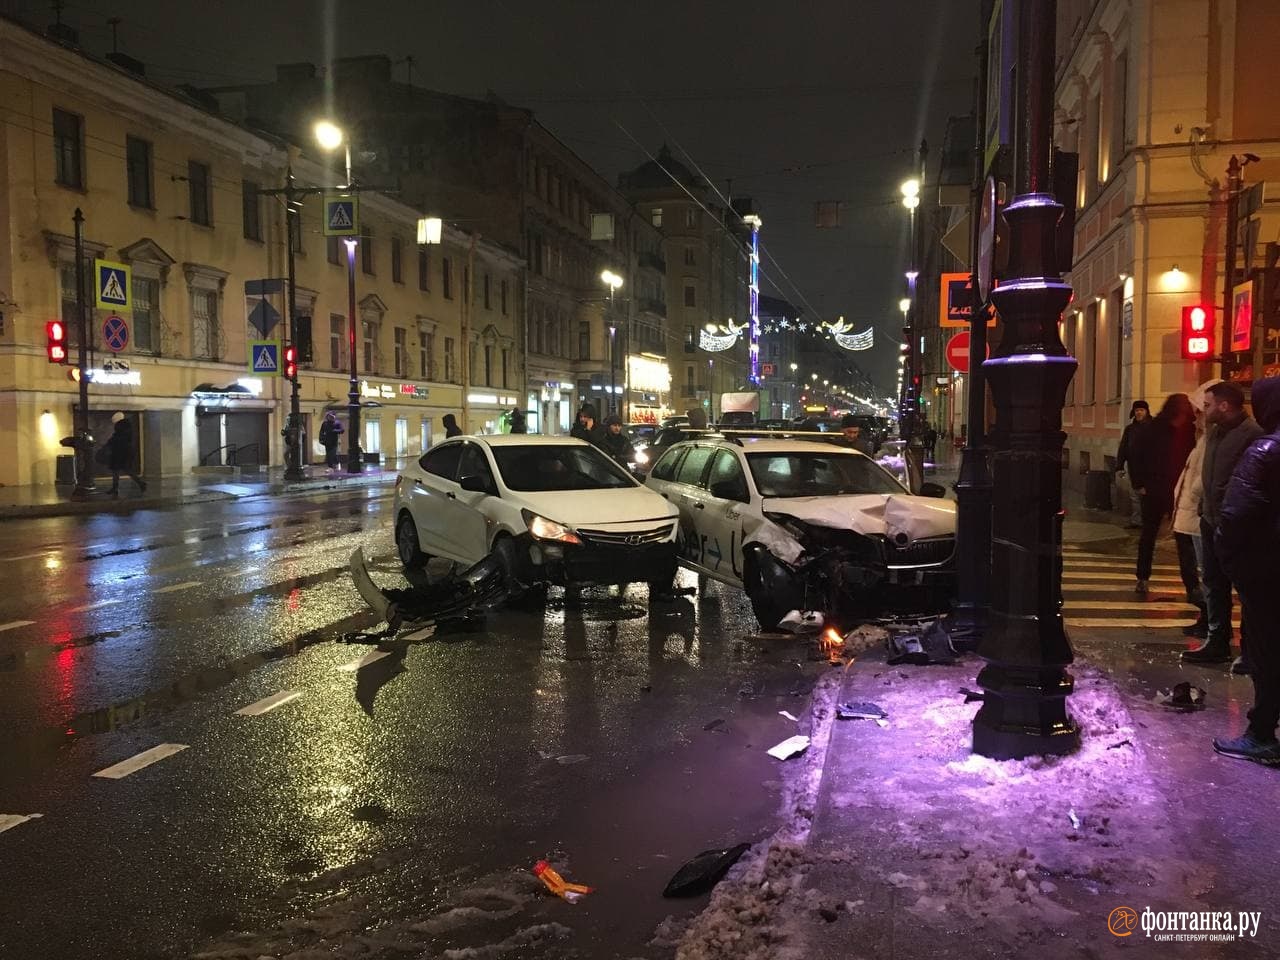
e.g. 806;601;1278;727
396;511;427;569
742;546;797;631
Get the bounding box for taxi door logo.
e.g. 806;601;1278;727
1108;906;1138;937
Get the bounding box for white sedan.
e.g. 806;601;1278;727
393;435;680;590
645;437;957;628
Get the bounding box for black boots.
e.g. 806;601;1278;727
1182;637;1233;664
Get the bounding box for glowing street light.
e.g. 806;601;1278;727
313;120;344;151
901;178;921;210
899;298;911;316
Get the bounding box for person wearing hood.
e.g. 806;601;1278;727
509;408;527;434
1184;381;1264;666
685;407;709;430
836;414;875;455
600;415;635;465
1211;375;1280;765
1133;393;1195;595
571;402;606;448
1169;380;1220;638
1114;399;1153;527
104;412;146;497
442;413;463;438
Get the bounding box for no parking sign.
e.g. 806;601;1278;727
102;314;129;353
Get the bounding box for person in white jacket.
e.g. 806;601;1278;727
1171;379;1221;638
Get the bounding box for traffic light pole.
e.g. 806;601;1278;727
282;165;306;482
346;237;363;474
70;208;96;501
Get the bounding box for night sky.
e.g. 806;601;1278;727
9;0;975;393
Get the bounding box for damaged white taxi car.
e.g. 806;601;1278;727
645;437;956;629
394;435;680;594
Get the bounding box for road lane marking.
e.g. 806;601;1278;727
0;813;43;834
92;743;189;779
0;620;35;634
1062;573;1181;583
153;581;200;595
336;650;391;672
69;599;121;613
234;690;303;716
1064;600;1196;611
0;553;53;563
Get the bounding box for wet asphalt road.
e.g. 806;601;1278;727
0;488;827;960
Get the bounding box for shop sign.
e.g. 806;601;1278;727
467;392;519;406
84;363;141;386
360;380;396;400
399;384;430;399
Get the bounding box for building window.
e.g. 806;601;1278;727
501;348;509;388
420;331;434;380
685;207;698;228
578;321;590;360
361;228;374;274
483;344;493;385
362;319;375;371
394;326;407;377
500;279;508;315
53;108;83;189
132;276;159;353
684;246;696;266
418;249;430;291
191;288;219;359
189;161;212;226
327;235;340;265
483;273;491;309
1082;301;1098;403
444;336;455;381
651;207;663;228
126;136;153;208
391;236;403;284
329;313;345;369
1063;315;1077;405
1111;51;1128;174
1108;288;1124;401
442;257;453;299
684;284;696;308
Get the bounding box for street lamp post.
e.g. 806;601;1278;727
282;163;305;482
345;237;363;474
972;0;1079;760
601;270;623;417
900;157;926;493
69;208;95;500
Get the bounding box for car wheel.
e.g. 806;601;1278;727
395;512;427;569
492;535;531;604
743;550;791;631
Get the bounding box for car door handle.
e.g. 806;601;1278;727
446;491;456;500
414;478;424;486
694;502;704;510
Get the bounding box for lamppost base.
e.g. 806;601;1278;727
942;602;988;653
971;662;1080;760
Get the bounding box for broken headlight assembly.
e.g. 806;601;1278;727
522;509;582;545
762;512;882;563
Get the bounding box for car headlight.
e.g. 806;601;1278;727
522;509;582;544
633;449;649;465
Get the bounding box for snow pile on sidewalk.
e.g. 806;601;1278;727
671;659;1205;960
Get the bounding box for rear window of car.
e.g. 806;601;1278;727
650;446;685;481
746;451;903;498
491;444;636;492
675;445;716;487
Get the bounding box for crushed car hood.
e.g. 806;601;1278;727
762;494;956;543
518;487;678;527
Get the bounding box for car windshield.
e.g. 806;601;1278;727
746;451;904;498
491;444;636;492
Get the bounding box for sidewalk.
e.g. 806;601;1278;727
0;464;398;518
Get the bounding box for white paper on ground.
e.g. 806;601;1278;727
767;735;811;760
779;710;799;722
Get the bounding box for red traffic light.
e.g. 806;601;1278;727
1180;305;1214;360
283;343;297;379
46;320;67;364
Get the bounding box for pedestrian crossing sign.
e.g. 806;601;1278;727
94;259;132;311
323;195;359;237
249;340;280;374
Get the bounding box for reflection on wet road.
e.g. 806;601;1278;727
0;488;826;960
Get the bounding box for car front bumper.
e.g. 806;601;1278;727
524;536;678;586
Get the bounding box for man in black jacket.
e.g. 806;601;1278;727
1115;400;1152;527
1212;375;1280;765
1184;381;1264;664
570;403;606;449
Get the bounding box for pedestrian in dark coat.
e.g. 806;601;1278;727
600;415;636;465
686;407;708;430
1211;375;1280;765
570;403;606;448
104;412;145;496
1115;399;1152;526
509;409;527;434
837;414;875;455
1184;380;1265;665
319;412;344;468
442;413;463;438
1134;394;1195;594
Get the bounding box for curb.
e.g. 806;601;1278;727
0;473;397;519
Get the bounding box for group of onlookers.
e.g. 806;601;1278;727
1118;377;1280;766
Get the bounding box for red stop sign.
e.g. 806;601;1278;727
945;331;988;373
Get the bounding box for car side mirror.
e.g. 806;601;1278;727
458;474;490;494
919;481;947;498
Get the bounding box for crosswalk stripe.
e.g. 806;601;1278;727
234;690;303;716
1064;600;1196;611
1062;573;1181;583
154;581;200;595
92;743;189;779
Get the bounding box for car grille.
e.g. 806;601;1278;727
576;523;675;546
883;536;955;568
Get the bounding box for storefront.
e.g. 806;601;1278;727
465;390;522;435
192;380;272;466
625;354;672;424
305;373;458;466
525;378;575;435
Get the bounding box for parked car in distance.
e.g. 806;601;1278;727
394;435;680;594
644;437;955;629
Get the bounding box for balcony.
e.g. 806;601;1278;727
640;250;667;273
640;297;667;318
